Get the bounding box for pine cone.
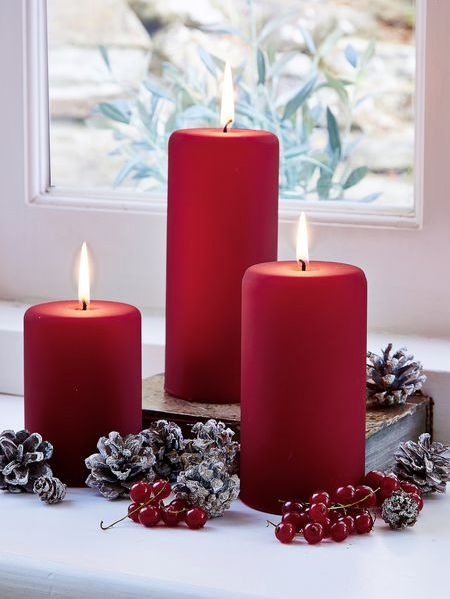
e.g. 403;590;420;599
85;431;156;499
381;490;419;529
182;419;240;475
394;433;449;494
0;430;53;493
140;420;185;482
33;476;66;504
173;455;240;518
367;344;426;406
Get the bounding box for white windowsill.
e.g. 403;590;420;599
1;301;449;440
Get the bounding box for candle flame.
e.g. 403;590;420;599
296;212;309;271
78;242;90;310
220;61;234;131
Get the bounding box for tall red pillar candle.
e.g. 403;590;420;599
165;128;278;403
24;300;141;486
240;261;367;514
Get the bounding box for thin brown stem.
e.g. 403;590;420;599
99;484;166;531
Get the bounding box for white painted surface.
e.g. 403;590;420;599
0;394;448;599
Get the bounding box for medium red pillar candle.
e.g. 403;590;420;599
240;254;367;513
24;246;141;486
165;62;278;404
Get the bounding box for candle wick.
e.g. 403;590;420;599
223;119;232;133
81;300;88;311
298;260;307;272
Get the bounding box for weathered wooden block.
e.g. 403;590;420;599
142;374;433;473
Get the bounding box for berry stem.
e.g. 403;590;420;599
99;484;166;531
328;487;380;512
266;520;277;528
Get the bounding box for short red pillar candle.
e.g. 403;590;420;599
24;300;142;487
165;128;278;403
240;260;367;514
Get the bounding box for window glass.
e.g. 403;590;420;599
47;0;415;210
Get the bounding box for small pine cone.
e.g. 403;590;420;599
381;490;419;529
0;429;53;493
173;454;240;518
34;476;66;504
140;420;185;482
85;431;156;499
394;433;449;494
182;420;240;475
367;344;426;407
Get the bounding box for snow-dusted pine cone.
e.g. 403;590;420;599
182;419;240;475
85;431;156;499
381;490;419;529
366;344;426;406
0;430;53;493
33;475;66;504
173;455;240;518
140;420;185;482
394;433;449;494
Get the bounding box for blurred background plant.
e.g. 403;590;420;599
47;0;415;207
95;1;378;201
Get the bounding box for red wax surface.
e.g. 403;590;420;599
24;301;142;486
165;129;279;403
240;261;367;514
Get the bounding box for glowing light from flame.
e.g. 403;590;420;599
78;242;90;310
296;212;309;271
220;61;235;131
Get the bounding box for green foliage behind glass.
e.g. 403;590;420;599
95;0;379;202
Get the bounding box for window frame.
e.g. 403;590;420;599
5;0;450;342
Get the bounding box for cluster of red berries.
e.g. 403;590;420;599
100;479;208;531
271;470;423;545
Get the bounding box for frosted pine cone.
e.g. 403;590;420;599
34;475;66;504
173;455;240;518
0;430;53;493
85;432;156;499
367;344;426;406
140;420;185;482
394;433;449;494
182;419;240;475
381;490;419;529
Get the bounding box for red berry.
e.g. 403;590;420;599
303;522;324;544
281;500;304;514
355;512;373;534
170;498;188;512
354;485;377;508
152;480;171;500
282;511;304;532
275;522;296;544
185;507;208;530
339;515;356;534
127;503;142;523
380;474;400;497
138;505;161;527
309;491;331;507
309;502;328;523
329;508;344;522
161;505;182;526
364;470;385;489
400;481;421;496
321;517;332;538
296;511;311;531
129;481;152;504
410;493;424;511
334;485;356;505
330;521;349;542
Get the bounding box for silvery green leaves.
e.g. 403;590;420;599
85;431;156;499
96;4;376;201
0;429;53;493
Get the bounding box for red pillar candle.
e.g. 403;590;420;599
240;251;366;512
24;246;141;486
165;76;278;403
